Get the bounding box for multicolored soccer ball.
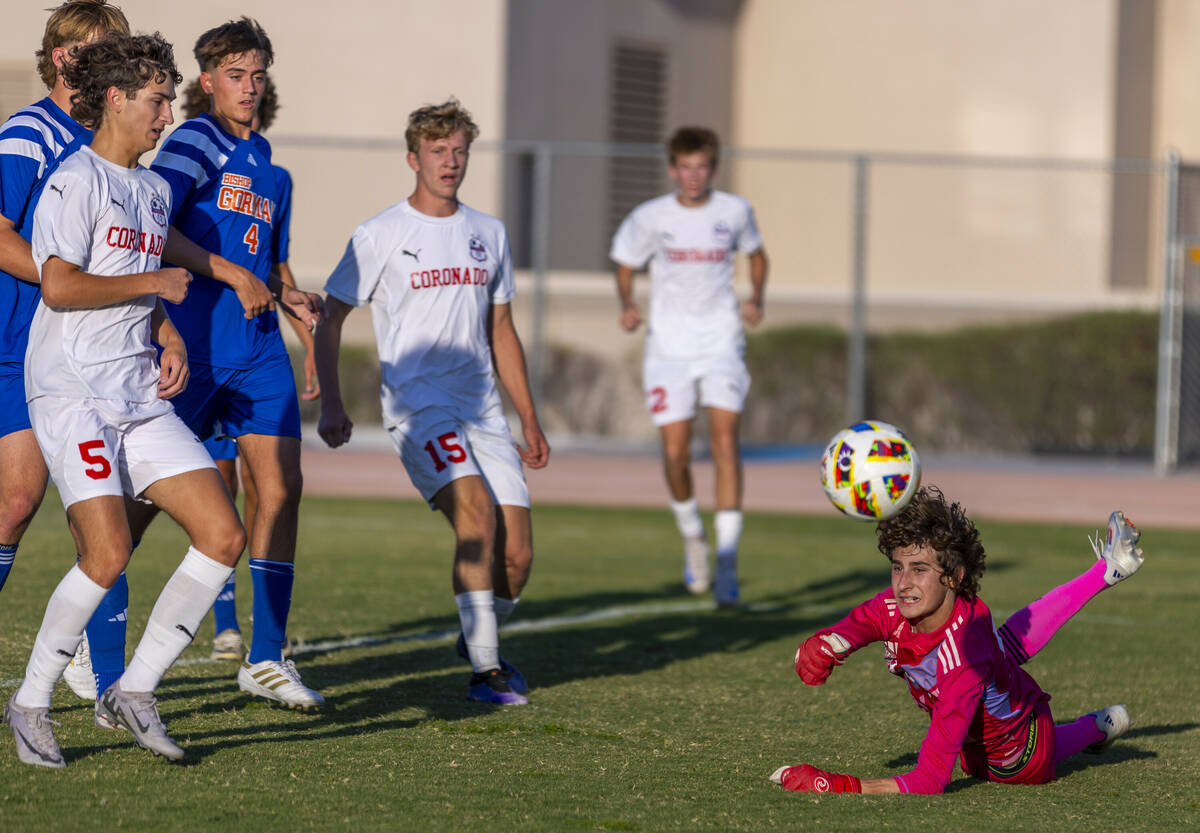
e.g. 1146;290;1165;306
819;421;921;521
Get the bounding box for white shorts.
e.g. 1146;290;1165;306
642;351;751;426
389;407;530;509
30;396;216;510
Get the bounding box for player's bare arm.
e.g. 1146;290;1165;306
266;269;322;332
0;217;38;284
313;294;354;448
615;263;642;331
162;227;273;317
273;262;320;399
741;248;768;327
488;302;550;469
40;256;190;309
151;300;189;399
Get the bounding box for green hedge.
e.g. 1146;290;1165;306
298;310;1160;455
743;311;1159;454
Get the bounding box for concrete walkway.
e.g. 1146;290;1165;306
300;433;1200;531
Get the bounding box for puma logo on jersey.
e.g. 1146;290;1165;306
111;197;125;210
49;184;65;199
403;248;421;262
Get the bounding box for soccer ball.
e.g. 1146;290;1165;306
819;421;921;521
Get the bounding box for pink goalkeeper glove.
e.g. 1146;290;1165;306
772;764;863;794
794;633;851;686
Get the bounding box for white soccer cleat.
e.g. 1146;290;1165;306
210;628;245;661
1089;511;1144;586
714;556;739;608
683;535;710;595
4;694;65;769
768;765;788;785
96;682;183;761
62;633;97;701
1084;704;1131;754
238;659;325;710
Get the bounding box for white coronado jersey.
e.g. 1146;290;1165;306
325;199;515;427
610;190;762;360
26;146;171;403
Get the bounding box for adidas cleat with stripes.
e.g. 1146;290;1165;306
1084;704;1131;754
238;659;325;710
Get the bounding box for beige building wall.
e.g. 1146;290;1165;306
0;0;508;296
729;0;1160;330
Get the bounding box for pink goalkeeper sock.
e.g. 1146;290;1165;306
998;560;1108;664
1054;714;1105;764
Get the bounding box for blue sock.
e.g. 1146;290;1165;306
85;571;129;696
212;578;239;633
0;543;15;594
248;558;293;663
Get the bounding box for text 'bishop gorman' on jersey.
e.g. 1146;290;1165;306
217;172;274;222
410;266;490;289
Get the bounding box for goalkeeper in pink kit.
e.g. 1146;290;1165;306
772;486;1142;795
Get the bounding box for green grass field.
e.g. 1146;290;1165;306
0;494;1196;832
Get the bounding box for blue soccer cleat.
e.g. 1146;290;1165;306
467;669;528;705
457;632;529;695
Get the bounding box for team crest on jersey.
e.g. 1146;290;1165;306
468;235;487;262
150;196;168;228
712;221;732;244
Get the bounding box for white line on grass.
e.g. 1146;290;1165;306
0;598;1133;688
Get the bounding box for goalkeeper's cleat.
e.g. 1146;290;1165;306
1084;704;1131;754
467;669;528;705
1089;511;1144;586
62;633;97;701
683;535;710;595
456;633;529;695
210;628;245;661
96;682;183;761
5;694;65;769
237;659;325;711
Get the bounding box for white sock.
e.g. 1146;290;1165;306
715;510;743;564
494;595;518;629
16;565;108;709
456;590;499;673
670;498;704;540
121;547;233;692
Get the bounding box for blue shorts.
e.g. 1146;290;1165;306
0;362;31;439
203;433;237;461
170;352;301;441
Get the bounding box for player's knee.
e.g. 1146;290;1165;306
663;444;691;471
0;486;45;539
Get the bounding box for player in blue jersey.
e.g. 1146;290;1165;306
125;17;323;709
0;0;129;691
178;74;316;662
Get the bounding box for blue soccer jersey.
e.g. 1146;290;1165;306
272;164;292;264
0;97;89;363
150;114;287;369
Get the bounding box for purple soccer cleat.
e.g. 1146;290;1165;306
456;632;529;695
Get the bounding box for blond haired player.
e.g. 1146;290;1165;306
610;126;768;607
4;32;245;768
315;99;549;705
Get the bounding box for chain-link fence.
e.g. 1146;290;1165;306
274;136;1176;461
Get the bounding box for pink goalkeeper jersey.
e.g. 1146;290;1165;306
817;590;1050;794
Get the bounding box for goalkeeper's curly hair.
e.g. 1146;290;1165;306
63;31;181;129
876;485;986;601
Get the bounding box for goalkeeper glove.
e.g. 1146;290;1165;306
770;763;862;794
794;633;851;685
